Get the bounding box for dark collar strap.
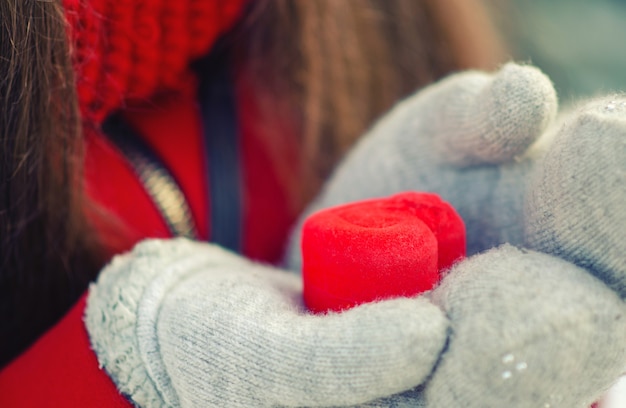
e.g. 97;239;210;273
197;47;243;253
102;45;244;253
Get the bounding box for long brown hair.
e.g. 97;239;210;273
0;0;99;367
231;0;504;205
0;0;504;366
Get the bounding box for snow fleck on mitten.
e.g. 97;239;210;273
302;192;465;313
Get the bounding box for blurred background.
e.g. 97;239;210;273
490;0;626;103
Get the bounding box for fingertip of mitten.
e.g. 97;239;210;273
494;62;558;129
480;62;558;161
435;62;558;166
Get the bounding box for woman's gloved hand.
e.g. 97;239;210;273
86;62;626;408
286;61;626;407
424;245;626;408
85;238;448;407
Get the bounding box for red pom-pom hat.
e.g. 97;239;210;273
62;0;247;123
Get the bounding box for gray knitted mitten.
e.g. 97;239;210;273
425;245;626;408
284;63;626;407
286;63;558;270
85;239;448;407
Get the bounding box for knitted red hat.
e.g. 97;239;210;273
62;0;247;123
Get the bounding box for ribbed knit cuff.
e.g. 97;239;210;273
85;239;232;407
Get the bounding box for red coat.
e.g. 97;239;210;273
0;0;307;404
0;63;301;408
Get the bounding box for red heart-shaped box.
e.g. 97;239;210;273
302;192;466;313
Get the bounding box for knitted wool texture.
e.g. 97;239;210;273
62;0;246;123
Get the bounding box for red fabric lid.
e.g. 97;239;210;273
302;192;466;313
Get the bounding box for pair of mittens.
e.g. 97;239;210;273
86;62;626;407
